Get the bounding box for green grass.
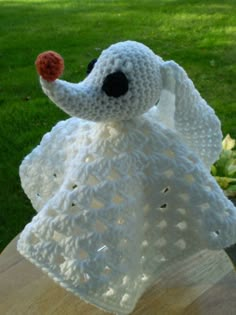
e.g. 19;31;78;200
0;0;236;251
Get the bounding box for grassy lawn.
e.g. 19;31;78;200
0;0;236;251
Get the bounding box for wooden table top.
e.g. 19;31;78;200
0;236;236;315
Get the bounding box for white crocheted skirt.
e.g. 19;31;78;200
18;115;236;314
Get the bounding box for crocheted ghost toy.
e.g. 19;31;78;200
18;41;236;315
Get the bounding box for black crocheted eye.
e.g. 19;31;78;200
86;59;97;75
102;71;129;98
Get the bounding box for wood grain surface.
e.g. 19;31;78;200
0;236;236;315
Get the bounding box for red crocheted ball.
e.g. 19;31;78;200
35;51;64;82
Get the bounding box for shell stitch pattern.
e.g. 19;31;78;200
18;41;236;315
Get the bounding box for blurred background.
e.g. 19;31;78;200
0;0;235;251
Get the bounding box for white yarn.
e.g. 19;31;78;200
159;60;222;168
18;41;236;315
40;41;163;122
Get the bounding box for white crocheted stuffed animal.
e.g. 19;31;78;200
18;41;236;315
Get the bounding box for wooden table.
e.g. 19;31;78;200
0;237;236;315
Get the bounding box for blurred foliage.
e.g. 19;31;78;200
211;135;236;197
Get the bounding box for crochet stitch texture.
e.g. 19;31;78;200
18;41;236;315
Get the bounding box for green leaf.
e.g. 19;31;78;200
211;165;217;176
222;134;236;150
225;185;236;197
227;164;236;177
215;176;236;190
228;185;236;191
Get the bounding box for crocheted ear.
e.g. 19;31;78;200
158;60;222;169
